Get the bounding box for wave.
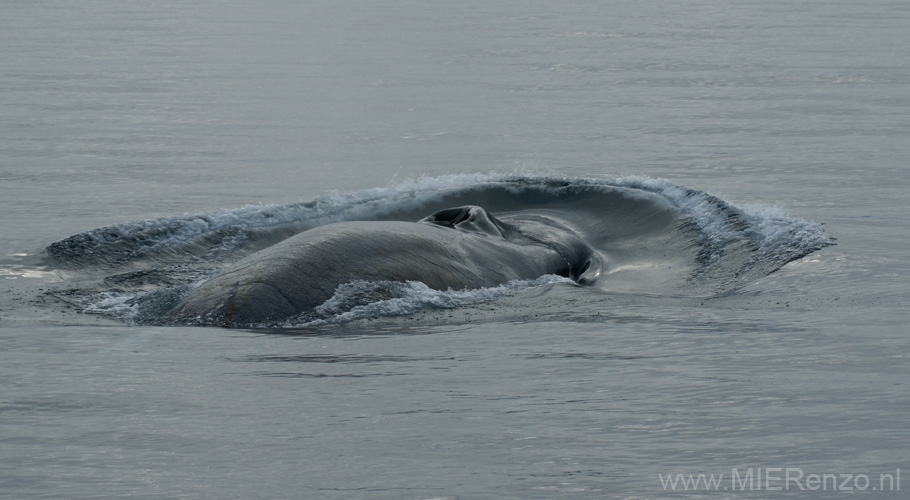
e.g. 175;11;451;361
45;173;834;326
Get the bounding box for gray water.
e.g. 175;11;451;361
1;0;908;498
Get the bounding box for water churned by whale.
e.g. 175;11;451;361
43;174;833;328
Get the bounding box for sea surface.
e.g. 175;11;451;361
1;0;908;498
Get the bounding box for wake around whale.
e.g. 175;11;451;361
167;206;601;327
41;174;834;328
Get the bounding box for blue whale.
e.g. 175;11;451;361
167;206;600;327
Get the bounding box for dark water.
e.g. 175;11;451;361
1;0;908;498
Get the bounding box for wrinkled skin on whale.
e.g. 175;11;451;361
167;206;599;327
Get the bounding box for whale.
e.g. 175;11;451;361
166;205;601;327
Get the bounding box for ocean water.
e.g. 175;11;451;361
1;0;908;498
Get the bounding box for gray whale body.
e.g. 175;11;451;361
167;206;599;327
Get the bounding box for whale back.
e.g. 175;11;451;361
167;217;576;327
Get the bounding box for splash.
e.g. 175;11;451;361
291;275;576;327
44;173;834;327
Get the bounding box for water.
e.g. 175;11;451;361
1;0;908;498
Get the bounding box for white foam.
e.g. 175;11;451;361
612;175;833;263
739;202;834;259
84;292;139;318
288;275;575;327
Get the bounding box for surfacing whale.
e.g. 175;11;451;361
167;206;600;327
